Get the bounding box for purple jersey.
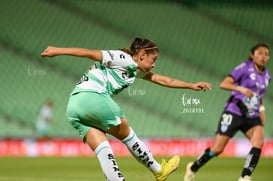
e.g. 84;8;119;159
224;60;271;118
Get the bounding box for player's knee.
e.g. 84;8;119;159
252;139;264;148
250;134;264;148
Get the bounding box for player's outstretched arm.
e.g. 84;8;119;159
143;71;212;91
41;46;102;62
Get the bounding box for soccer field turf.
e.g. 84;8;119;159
0;157;272;181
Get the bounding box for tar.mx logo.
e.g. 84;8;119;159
181;93;204;114
127;87;146;96
27;67;46;77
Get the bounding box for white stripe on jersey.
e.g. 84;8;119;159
77;79;106;93
106;72;122;90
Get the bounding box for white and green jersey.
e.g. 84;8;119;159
72;50;138;95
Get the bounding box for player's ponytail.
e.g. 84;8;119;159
120;37;158;56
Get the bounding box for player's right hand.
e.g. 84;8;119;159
41;46;57;57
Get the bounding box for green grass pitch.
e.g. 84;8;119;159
0;156;272;181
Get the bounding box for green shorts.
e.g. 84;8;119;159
66;91;125;141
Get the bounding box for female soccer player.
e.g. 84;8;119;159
184;43;271;181
41;37;211;181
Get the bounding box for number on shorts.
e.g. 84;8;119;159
221;113;233;125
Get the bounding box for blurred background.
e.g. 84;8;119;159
1;0;273;141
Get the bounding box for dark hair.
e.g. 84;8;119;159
249;43;269;60
121;37;159;56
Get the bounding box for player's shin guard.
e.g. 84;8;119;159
122;127;161;173
241;147;261;177
191;148;216;172
95;141;125;181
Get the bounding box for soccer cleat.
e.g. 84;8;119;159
154;155;180;181
238;175;252;181
184;162;195;181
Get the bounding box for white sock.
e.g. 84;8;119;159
122;127;161;173
95;141;125;181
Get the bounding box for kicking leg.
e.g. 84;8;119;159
107;118;180;181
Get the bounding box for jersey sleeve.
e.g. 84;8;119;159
229;62;247;82
101;50;135;68
101;50;115;66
